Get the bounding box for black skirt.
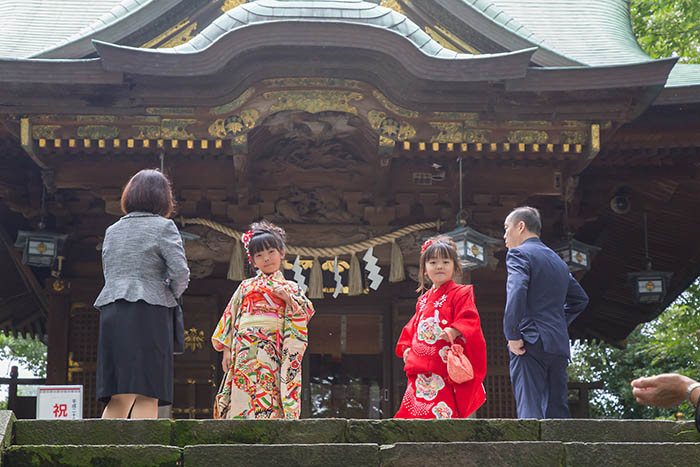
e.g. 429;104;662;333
97;299;173;406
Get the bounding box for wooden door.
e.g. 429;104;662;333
172;294;220;419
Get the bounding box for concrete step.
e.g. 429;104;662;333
6;442;700;467
11;417;700;446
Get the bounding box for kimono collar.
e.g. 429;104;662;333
254;269;286;284
430;280;457;297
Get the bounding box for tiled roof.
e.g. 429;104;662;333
166;0;469;59
34;0;179;59
665;64;700;88
0;0;129;58
464;0;651;66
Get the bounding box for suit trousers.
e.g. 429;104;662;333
509;338;570;419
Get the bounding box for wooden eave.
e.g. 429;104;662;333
653;85;700;106
92;22;535;81
505;59;678;92
0;58;122;85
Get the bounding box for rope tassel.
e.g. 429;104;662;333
308;257;324;299
389;240;405;282
227;241;245;281
348;252;363;296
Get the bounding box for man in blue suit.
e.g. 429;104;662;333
503;206;589;418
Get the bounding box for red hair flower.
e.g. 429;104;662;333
421;238;435;254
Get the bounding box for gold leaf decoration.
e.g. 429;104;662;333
429;122;465;143
372;90;419;119
264;90;364;115
263;78;362;89
507;130;549;144
464;129;491;143
184;328;205;352
208;109;260;138
161;119;197;139
77;126;119;139
210;88;256;115
32;125;61;139
221;0;246;12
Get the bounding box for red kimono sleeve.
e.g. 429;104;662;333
450;285;488;417
395;311;419;359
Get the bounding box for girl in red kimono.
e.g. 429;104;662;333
395;236;487;419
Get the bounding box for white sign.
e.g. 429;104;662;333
36;385;83;420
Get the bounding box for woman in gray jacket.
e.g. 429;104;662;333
94;169;190;419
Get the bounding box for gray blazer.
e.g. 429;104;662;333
94;212;190;308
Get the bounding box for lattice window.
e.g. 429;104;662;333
480;374;516;418
69;307;100;418
477;310;516;418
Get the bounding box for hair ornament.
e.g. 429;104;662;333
421;238;436;254
241;229;254;264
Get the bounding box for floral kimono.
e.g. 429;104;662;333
395;280;487;419
212;270;314;419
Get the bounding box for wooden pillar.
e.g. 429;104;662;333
45;279;71;385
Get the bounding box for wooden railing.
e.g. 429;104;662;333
0;365;46;418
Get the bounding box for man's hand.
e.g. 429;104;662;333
631;373;697;408
403;347;411;363
222;347;232;372
508;339;526;355
439;327;462;343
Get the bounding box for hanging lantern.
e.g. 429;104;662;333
446;156;500;270
445;224;500;270
14;231;68;267
553;238;601;272
627;212;672;304
627;269;673;304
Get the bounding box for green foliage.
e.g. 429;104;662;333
631;0;700;63
569;280;700;419
0;334;47;378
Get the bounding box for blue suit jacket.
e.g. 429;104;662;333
504;237;588;357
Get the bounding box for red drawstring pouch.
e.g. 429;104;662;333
446;333;474;384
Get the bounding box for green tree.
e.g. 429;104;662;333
569;280;700;419
631;0;700;63
0;334;47;379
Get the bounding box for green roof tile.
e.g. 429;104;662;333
463;0;651;66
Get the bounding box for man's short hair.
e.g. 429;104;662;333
507;206;542;236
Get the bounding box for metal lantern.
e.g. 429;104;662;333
627;269;673;304
627;212;673;304
445;156;500;270
553;238;601;272
14;231;68;267
445;224;500;270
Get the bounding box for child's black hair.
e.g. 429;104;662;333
247;220;286;258
417;235;463;292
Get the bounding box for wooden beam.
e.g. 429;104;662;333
45;281;70;385
0;224;48;315
19;118;49;169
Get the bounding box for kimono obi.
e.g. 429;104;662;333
238;314;283;332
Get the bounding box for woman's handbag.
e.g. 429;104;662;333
446;332;474;384
173;297;185;355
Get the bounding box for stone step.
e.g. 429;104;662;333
4;445;181;467
11;417;700;446
5;442;700;467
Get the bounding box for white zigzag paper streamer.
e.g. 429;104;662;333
333;256;343;298
363;247;384;290
292;255;307;294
